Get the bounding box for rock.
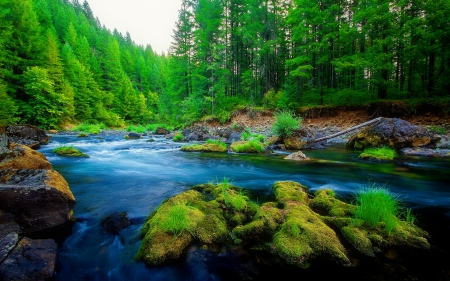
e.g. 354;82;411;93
400;147;450;158
346;118;441;149
0;237;57;281
0;143;52;170
284;151;310;161
226;132;241;144
0;169;75;234
125;133;142;139
47;130;57;134
0;211;20;263
101;212;131;234
5;125;49;149
283;128;316;150
184;126;211;141
155;127;171;135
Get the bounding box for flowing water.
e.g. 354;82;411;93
38;133;450;281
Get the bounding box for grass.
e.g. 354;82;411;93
157;201;194;237
71;122;107;134
271;109;302;138
145;123;174;132
218;178;248;211
53;146;88;157
126;124;147;133
181;139;227;152
359;146;397;161
230;140;265;153
172;132;185;142
353;184;400;234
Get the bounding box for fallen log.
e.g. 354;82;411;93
313;117;383;143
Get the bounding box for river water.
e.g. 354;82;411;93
38;133;450;281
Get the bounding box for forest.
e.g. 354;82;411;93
0;0;449;129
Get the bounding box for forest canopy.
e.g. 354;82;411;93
1;0;449;129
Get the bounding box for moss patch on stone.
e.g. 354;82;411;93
53;146;88;157
180;141;227;152
229;140;265;153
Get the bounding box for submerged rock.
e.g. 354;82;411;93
284;151;310;161
101;212;131;234
400;147;450;158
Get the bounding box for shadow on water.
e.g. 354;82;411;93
39;135;450;281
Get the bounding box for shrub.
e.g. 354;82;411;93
271;110;302;138
359;147;397;161
173;132;185;142
353;185;400;234
72;122;107;134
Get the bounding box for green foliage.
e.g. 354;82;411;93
219;178;248;211
0;83;19;125
145;123;174;132
353;185;400;234
359;147;397;161
72;122;107;134
173;132;185;142
428;125;445;135
231;140;265;153
126;124;146;133
271;110;302;138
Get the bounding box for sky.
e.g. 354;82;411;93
85;0;182;54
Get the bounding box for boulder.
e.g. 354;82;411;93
226;132;241;144
155;127;171;135
101;212;131;234
0;237;57;281
400;147;450;158
282;127;317;150
346;118;441;149
0;169;75;234
184;126;211;141
284;151;310;161
5;125;49;149
0;143;52;170
125;132;142;139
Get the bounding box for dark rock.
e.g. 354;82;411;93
283;128;316;150
0;237;57;281
346;118;441;149
155;127;171;135
125;133;142;139
226;132;242;144
0;211;20;263
0;169;76;234
101;212;131;234
185;126;211;141
5;125;49;149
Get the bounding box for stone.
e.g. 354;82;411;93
5;125;49;149
346;118;441;149
0;169;75;234
101;212;131;234
283;128;316;150
125;133;142;139
400;147;450;158
284;151;310;161
155;127;171;135
0;237;57;281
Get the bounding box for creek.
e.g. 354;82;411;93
38;133;450;281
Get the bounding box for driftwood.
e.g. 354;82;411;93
313;117;383;143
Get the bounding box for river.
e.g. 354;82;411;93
38;132;450;281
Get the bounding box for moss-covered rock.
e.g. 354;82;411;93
53;146;88;157
180;142;227;153
272;181;309;206
229;140;265;153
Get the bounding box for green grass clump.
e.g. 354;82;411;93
181;139;227;152
219;178;248;211
231;140;265;153
173;132;185;142
359;147;397;161
72;122;107;134
127;124;147;133
53;146;88;157
158;202;194;237
271;110;302;138
353;185;400;234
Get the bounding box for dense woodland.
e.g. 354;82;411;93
0;0;449;129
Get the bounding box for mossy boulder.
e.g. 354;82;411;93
310;188;430;257
53;146;88;157
229;141;265;153
180;142;227;153
135;190;228;266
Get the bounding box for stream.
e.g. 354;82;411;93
38;133;450;281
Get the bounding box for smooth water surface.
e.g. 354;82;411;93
38;133;450;281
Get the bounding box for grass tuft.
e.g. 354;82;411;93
359;146;397;161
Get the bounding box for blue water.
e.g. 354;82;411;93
38;133;450;281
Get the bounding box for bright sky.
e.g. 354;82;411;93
86;0;182;55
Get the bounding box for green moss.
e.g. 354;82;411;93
310;189;356;218
230;140;265;153
359;146;397;161
172;132;185;142
53;146;88;157
77;133;89;137
272;181;309;207
271;204;351;268
181;139;227;152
